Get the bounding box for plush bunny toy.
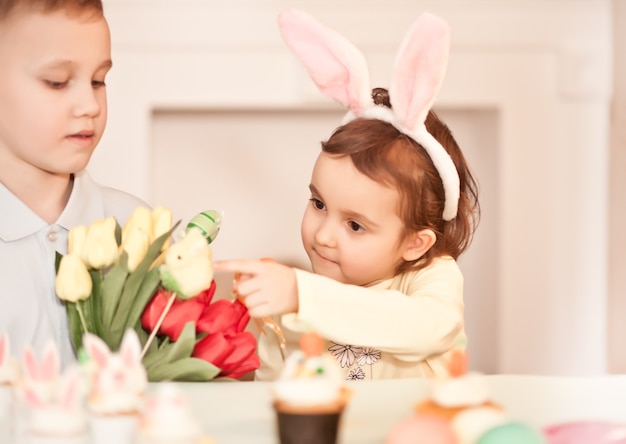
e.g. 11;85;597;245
277;9;460;220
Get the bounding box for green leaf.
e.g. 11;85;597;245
141;338;177;370
100;252;130;329
146;357;221;382
86;270;104;338
123;267;161;333
165;322;196;363
66;302;84;351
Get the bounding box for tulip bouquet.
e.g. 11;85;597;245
54;207;260;381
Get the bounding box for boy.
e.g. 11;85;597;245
0;1;145;366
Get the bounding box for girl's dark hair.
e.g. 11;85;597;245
321;88;480;273
0;0;103;20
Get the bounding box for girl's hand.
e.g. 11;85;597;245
213;260;298;318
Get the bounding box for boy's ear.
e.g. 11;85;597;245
402;229;437;262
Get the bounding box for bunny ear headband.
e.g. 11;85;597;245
277;9;460;220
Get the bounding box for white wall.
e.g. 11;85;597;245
93;0;613;375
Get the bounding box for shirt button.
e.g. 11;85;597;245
47;230;58;243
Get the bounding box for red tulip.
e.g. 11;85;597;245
192;331;259;379
196;299;250;335
141;282;216;341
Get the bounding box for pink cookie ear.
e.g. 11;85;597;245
23;385;46;409
119;329;141;367
40;340;60;382
59;367;82;411
22;346;39;380
277;8;372;114
82;333;110;368
389;12;450;132
0;333;7;366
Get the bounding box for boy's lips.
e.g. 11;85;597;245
66;131;95;146
313;248;337;265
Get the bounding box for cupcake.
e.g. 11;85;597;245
272;331;350;444
22;365;87;444
387;350;516;444
138;383;213;444
82;329;148;444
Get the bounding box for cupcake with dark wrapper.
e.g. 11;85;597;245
272;331;350;444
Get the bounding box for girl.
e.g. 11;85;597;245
214;9;479;380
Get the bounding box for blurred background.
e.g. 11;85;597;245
94;0;625;376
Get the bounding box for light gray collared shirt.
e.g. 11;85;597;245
0;170;146;367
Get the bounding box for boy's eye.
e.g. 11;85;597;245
44;80;67;89
348;221;364;232
310;198;325;210
92;80;106;88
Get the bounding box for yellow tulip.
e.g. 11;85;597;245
68;225;87;256
55;253;92;302
83;217;119;269
122;206;152;241
120;226;150;272
151;206;173;250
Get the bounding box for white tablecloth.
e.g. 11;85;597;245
173;375;626;444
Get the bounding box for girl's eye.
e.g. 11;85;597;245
310;198;325;211
348;221;364;232
45;80;67;89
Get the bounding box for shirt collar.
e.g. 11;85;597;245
0;170;106;241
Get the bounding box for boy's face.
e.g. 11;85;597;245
0;9;111;177
301;152;413;286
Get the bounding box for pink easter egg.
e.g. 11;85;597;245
544;421;626;444
385;415;456;444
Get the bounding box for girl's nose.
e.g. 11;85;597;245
314;218;336;247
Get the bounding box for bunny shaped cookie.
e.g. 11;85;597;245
277;9;460;220
82;329;147;415
21;340;60;405
22;365;87;439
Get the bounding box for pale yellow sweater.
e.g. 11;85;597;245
255;256;466;381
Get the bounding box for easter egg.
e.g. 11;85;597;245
477;422;545;444
543;421;626;444
385;415;456;444
186;210;222;244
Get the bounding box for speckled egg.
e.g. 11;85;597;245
385;415;456;444
478;422;545;444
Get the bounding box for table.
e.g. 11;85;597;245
172;375;626;443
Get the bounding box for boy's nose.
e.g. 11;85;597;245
73;84;102;117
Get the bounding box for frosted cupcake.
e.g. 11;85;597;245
82;329;148;444
415;351;507;443
138;383;213;444
272;332;350;444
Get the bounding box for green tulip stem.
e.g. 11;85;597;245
140;291;177;359
76;302;89;335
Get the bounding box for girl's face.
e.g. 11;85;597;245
0;9;111;179
301;152;414;286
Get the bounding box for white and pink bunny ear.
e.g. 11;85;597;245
22;340;60;382
82;333;110;368
390;13;460;220
58;366;82;411
0;332;8;367
277;8;372;114
118;329;141;367
390;13;450;131
278;9;460;221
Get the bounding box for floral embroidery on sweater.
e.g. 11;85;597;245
328;342;381;380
